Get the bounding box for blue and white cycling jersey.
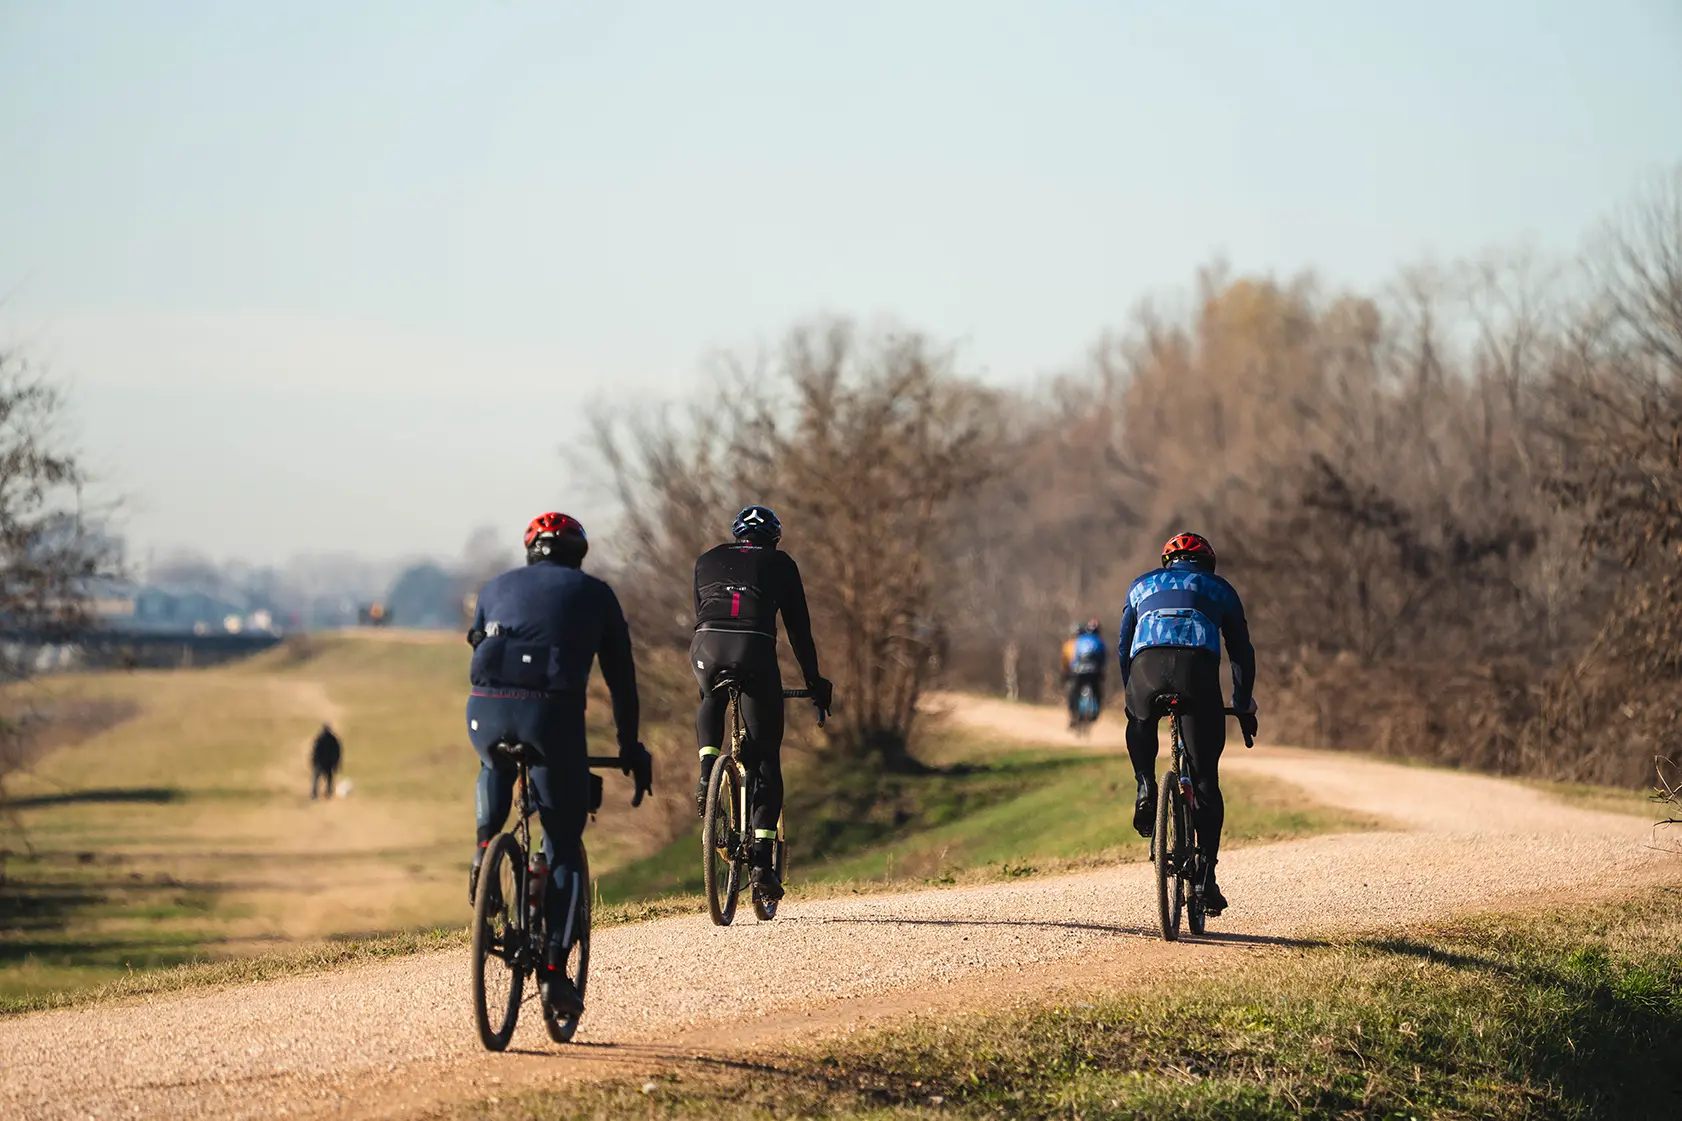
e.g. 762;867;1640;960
1117;560;1256;705
1069;631;1106;675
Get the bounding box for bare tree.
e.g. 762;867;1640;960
0;349;118;805
729;323;1001;768
1536;168;1682;784
595;322;1001;771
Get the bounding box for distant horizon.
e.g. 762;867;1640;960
4;1;1679;562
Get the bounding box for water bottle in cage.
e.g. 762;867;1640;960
527;851;548;924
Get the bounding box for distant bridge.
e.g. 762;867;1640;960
2;627;285;669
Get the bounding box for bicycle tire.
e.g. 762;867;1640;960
542;843;591;1043
1181;792;1206;937
753;809;787;921
1154;770;1181;942
702;758;744;926
471;833;526;1051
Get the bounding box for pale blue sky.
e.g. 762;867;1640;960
2;1;1678;561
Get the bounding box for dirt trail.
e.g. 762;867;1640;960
2;695;1666;1120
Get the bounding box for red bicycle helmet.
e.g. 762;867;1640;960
1161;532;1216;570
524;512;588;565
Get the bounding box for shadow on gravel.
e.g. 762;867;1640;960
806;914;1327;950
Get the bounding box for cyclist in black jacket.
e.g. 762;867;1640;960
691;505;832;901
465;512;652;1017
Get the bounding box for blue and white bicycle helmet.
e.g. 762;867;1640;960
731;505;782;544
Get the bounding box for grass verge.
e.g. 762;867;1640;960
1525;778;1665;819
465;887;1682;1121
602;739;1380;900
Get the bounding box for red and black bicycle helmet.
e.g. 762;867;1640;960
524;512;588;566
1161;532;1216;570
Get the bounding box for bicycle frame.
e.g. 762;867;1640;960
493;746;618;978
701;679;819;924
1154;697;1250;940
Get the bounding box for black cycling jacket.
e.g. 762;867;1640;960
468;561;640;751
692;542;821;687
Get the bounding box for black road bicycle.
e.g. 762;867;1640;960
470;744;640;1051
1152;698;1250;942
701;677;825;925
1070;679;1100;737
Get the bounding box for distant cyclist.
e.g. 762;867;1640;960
1063;619;1107;726
691;505;832;903
1118;532;1258;916
465;512;653;1017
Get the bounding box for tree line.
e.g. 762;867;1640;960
598;168;1682;789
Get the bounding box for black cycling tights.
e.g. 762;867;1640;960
1124;647;1227;865
690;629;785;835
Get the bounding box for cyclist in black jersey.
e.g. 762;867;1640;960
691;505;832;901
465;512;652;1016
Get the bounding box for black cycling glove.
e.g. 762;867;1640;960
1236;710;1258;747
809;676;834;718
620;741;654;806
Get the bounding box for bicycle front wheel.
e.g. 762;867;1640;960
471;833;526;1051
702;758;744;926
542;844;591;1043
1154;771;1183;942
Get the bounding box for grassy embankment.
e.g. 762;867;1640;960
467;888;1682;1121
601;727;1383;900
0;631;716;1008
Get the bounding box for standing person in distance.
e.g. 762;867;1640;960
310;723;342;799
1118;532;1259;916
464;512;653;1017
691;505;832;903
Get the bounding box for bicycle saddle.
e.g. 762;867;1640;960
711;672;747;693
1152;693;1184;717
491;738;536;763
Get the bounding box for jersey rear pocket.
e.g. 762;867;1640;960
698;582;765;624
497;641;551;691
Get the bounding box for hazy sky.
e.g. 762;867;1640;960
2;1;1679;563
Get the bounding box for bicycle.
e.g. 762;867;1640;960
701;677;825;925
1151;698;1250;942
1070;679;1100;737
470;744;640;1051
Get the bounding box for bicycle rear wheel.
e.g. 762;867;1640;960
702;758;744;926
752;809;787;921
471;833;526;1051
542;844;591;1043
1154;771;1183;942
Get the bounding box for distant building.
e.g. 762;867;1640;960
96;582;281;636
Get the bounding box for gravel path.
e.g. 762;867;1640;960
1;697;1663;1120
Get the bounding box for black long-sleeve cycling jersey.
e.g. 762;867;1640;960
692;541;821;687
468;560;640;752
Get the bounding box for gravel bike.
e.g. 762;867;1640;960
1152;698;1250;942
1070;680;1100;737
470;744;640;1051
701;677;825;925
